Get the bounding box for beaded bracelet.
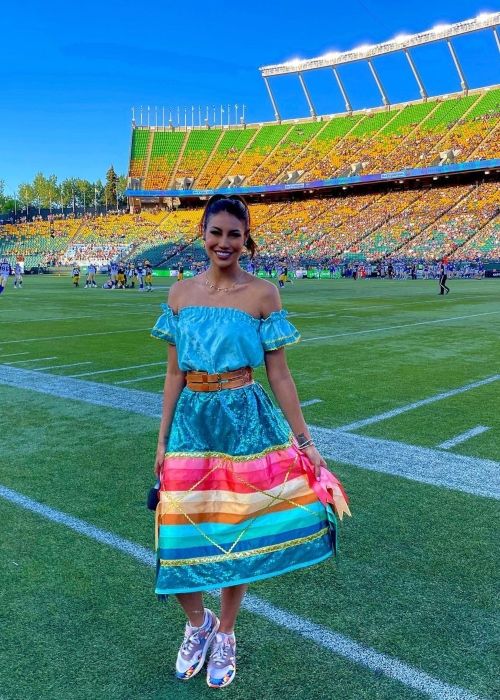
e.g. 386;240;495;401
297;439;315;450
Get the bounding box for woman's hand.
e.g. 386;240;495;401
302;445;327;480
154;441;166;477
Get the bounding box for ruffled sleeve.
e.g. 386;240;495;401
151;304;178;345
259;309;300;352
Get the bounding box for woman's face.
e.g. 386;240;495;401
203;211;247;268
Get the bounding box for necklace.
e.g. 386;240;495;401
204;274;244;293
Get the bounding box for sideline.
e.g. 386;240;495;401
0;365;498;499
0;483;487;700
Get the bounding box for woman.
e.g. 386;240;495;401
152;195;350;689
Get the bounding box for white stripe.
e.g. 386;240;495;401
4;310;154;323
115;373;165;385
70;361;165;378
300;399;323;407
340;375;500;432
32;361;92;372
438;426;491;450
302;311;500;342
0;328;150;344
0;352;29;359
0;483;485;700
0;366;498;499
6;356;57;364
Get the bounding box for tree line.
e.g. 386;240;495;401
0;167;128;215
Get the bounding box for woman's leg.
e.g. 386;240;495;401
219;584;248;633
176;592;205;627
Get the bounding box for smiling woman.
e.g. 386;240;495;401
151;194;350;689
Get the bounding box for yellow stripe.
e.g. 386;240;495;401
159;527;329;567
158;475;311;515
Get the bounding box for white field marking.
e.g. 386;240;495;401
0;366;498;500
32;361;92;372
69;361;165;378
301;311;500;343
4;310;155;323
300;399;323;407
6;356;57;365
0;484;487;700
340;375;500;432
287;293;495;318
115;373;165;385
0;352;29;359
438;426;491;450
0;328;151;344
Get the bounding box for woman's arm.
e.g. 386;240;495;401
154;286;186;475
264;349;325;480
155;343;186;473
261;283;326;479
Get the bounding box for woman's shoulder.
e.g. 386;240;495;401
249;277;282;316
167;277;198;312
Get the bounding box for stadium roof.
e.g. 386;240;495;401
259;13;500;119
260;13;500;76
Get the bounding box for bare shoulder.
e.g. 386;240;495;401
247;277;281;316
167;278;196;311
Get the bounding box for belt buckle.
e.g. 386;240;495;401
217;372;223;391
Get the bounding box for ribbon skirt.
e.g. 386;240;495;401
155;383;350;596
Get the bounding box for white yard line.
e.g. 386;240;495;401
0;328;151;344
438;426;491;450
300;399;323;407
4;310;154;323
70;361;165;378
6;356;57;365
115;373;165;385
0;483;486;700
32;361;92;372
339;375;500;432
302;311;500;342
0;366;498;499
0;352;29;359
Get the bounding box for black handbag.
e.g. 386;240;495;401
147;479;160;511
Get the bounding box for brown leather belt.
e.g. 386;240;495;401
186;367;254;392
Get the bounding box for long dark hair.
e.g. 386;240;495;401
200;194;257;259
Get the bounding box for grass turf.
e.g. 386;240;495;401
0;274;498;699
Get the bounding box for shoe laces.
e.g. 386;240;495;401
211;637;234;666
181;626;202;654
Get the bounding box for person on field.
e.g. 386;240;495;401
85;263;97;288
151;194;350;689
72;265;80;287
439;263;450;295
0;258;11;294
14;262;23;288
145;262;153;292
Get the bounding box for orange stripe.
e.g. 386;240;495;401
158;492;318;526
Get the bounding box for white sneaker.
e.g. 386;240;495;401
206;632;236;688
175;609;220;681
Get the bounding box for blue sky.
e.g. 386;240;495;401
1;0;499;192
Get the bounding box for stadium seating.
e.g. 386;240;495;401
129;87;499;190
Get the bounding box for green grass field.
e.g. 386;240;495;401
0;274;498;700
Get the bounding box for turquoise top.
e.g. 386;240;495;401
151;304;300;373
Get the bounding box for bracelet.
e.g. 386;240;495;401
297;439;314;450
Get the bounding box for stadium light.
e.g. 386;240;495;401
260;14;500;76
259;13;499;120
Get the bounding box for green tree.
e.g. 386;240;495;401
116;174;128;208
104;165;119;208
18;182;35;215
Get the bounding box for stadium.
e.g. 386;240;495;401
0;7;499;700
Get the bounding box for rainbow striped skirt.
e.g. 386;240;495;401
155;382;350;596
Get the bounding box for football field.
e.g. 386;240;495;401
0;274;498;700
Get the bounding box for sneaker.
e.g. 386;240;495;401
206;633;236;689
175;609;220;681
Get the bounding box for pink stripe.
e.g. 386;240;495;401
161;446;306;493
